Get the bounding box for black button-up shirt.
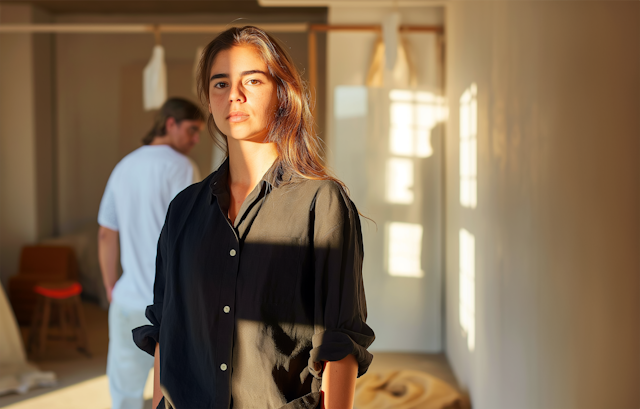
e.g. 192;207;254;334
133;159;375;409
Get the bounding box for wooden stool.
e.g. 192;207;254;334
28;281;91;358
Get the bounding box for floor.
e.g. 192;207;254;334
0;301;464;409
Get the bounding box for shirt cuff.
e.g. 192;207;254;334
132;304;162;356
308;328;375;378
277;392;321;409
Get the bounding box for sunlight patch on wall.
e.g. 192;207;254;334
386;158;414;204
389;89;447;159
386;222;424;278
459;228;476;351
385;90;446;205
459;84;478;208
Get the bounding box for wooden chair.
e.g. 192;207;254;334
8;246;78;325
28;281;91;358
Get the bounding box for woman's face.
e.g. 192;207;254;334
208;45;278;143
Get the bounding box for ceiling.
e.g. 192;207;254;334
0;0;327;16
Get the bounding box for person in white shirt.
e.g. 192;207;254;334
98;97;204;409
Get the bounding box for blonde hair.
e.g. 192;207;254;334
196;26;347;191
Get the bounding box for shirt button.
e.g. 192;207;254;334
223;306;231;313
220;363;228;371
229;249;236;257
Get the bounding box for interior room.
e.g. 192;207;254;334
0;1;638;408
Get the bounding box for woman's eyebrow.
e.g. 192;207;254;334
210;73;228;81
241;70;268;76
210;70;268;81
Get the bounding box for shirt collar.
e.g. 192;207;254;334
209;158;229;201
209;157;295;205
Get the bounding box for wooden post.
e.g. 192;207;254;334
28;296;43;355
73;294;91;356
38;297;51;357
308;29;318;121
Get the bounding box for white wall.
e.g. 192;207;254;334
445;2;640;408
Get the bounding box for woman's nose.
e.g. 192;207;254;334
229;84;246;103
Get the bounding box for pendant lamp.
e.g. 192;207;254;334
143;43;167;111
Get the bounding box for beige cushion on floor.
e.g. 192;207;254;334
355;370;469;409
0;282;56;396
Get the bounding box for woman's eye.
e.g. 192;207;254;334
213;82;228;89
247;79;261;85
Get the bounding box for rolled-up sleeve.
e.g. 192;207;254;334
308;182;375;378
132;205;170;356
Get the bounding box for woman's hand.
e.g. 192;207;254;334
320;354;358;409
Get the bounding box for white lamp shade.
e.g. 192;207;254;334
143;45;167;111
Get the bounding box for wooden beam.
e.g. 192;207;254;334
0;23;443;35
309;24;443;34
310;24;382;32
0;23;310;34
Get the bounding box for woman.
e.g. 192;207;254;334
133;26;375;409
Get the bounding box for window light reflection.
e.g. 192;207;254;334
388;90;446;159
459;228;475;351
385;158;414;204
459;84;478;208
387;222;424;278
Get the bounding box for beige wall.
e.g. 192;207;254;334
445;2;640;408
55;12;326;235
0;4;55;284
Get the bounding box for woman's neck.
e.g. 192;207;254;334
227;139;278;190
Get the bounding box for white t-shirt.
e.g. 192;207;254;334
98;145;200;310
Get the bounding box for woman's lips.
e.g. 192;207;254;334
227;112;249;123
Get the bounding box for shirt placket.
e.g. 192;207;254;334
214;205;241;408
212;177;269;408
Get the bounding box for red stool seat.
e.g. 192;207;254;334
28;280;90;357
34;282;82;299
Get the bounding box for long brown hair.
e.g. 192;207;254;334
142;97;205;145
196;26;348;192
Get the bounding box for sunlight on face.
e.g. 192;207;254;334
208;45;278;143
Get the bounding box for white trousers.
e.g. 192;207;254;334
107;301;154;409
